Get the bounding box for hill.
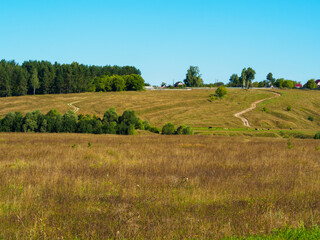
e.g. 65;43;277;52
0;89;319;134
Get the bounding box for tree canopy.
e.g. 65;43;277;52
0;59;142;97
183;66;203;87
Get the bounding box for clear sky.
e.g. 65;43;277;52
0;0;319;85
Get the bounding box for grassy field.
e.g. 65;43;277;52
245;89;320;130
0;89;319;135
0;133;319;239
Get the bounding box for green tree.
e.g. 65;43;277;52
22;110;42;132
0;65;11;97
102;108;118;134
45;109;63;132
229;74;240;87
16;68;28;96
62;110;78;133
304;79;317;89
162;123;176;135
111;75;126;91
31;68;39;95
245;67;256;88
266;72;275;86
124;74;145;91
0;112;16;132
183;66;203;87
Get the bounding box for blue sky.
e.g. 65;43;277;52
0;0;319;85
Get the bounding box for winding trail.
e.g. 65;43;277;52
67;101;80;113
234;92;281;127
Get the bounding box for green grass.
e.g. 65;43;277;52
223;226;320;240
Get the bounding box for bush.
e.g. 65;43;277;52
315;132;320;139
215;86;227;98
286;105;292;111
176;125;194;135
150;126;160;134
182;126;194;135
162;123;176;135
308;116;314;121
176;125;186;135
143;120;151;131
262;107;268;112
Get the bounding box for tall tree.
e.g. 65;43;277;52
183;66;203;87
31;68;39;95
16;68;28;96
0;66;11;97
245;67;256;88
241;68;247;88
266;72;275;86
241;67;256;88
229;74;240;87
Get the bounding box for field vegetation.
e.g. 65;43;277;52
0;89;320;136
0;133;319;239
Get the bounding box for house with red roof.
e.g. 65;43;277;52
295;84;302;88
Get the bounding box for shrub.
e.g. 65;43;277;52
314;132;320;139
215;86;227;98
182;126;194;135
150;126;160;134
176;125;194;135
162;123;176;135
286;105;292;111
176;125;186;135
308;116;314;121
143;120;151;131
262;107;268;112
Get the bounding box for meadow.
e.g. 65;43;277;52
1;89;319;137
0;133;319;239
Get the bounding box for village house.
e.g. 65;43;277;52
316;79;320;88
174;81;184;87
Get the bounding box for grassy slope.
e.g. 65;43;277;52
0;89;273;128
0;89;320;135
245;89;320;130
0;133;319;239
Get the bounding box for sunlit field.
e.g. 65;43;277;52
1;89;319;133
1;133;319;239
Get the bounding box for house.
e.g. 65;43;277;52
295;84;302;88
174;81;184;87
160;83;166;88
316;79;320;88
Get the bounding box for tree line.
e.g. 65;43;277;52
228;69;318;89
0;108;194;135
0;59;142;97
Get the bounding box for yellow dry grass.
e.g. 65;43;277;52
245;89;320;130
0;89;319;131
0;89;273;128
0;133;319;239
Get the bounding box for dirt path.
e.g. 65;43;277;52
67;101;80;113
234;92;281;127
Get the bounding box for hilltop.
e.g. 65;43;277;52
0;89;319;135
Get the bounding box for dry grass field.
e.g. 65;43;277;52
0;133;319;239
245;89;320;130
0;89;319;133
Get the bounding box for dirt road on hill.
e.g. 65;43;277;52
234;92;281;127
67;101;80;113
